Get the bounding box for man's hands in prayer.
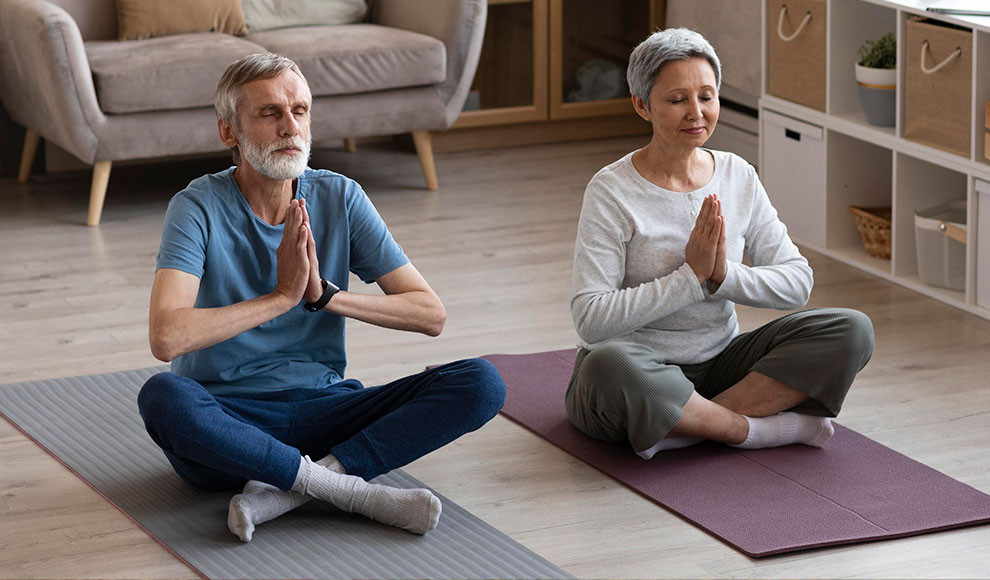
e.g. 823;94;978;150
270;196;445;335
274;199;312;304
297;198;325;304
149;199;316;362
685;194;727;286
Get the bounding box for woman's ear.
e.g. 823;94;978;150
631;94;651;122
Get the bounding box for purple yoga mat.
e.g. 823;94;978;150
483;349;990;557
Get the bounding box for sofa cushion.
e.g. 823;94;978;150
116;0;248;41
243;0;367;32
86;34;268;114
245;24;446;97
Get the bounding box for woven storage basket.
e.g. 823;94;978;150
904;17;972;157
849;206;892;259
768;0;827;111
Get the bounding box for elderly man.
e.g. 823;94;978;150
137;53;505;542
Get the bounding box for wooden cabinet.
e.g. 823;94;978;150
550;0;660;119
759;0;990;320
450;0;664;135
454;0;549;128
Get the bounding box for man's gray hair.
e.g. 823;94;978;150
627;28;721;107
215;53;307;124
215;53;308;164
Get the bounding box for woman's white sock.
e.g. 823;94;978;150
732;413;834;450
636;437;705;459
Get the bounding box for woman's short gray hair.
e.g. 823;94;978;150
627;28;721;106
215;53;308;126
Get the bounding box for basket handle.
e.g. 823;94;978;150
777;4;813;42
920;41;962;75
938;221;967;244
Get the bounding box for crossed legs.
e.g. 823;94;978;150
566;308;874;458
137;358;505;540
670;370;818;441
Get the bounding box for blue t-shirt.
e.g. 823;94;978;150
156;167;409;396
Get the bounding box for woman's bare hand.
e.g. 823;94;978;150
711;196;727;287
685;195;722;283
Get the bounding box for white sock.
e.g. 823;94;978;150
227;454;344;542
732;413;834;450
292;455;442;535
636;437;705;459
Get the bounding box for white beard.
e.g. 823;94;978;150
237;131;312;180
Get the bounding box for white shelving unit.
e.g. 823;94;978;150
759;0;990;319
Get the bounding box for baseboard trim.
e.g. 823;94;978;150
433;114;652;153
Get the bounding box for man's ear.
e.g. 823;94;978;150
218;118;238;148
631;94;651;122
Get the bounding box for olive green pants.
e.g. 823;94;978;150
565;308;874;454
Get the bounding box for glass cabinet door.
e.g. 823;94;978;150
550;0;663;119
454;0;548;128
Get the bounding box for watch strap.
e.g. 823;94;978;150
304;278;339;312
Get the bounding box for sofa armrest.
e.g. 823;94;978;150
0;0;104;163
372;0;485;129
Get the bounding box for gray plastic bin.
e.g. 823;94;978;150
914;201;967;290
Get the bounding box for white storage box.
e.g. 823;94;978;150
978;180;990;308
914;201;967;290
761;109;826;245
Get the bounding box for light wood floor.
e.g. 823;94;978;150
2;136;989;579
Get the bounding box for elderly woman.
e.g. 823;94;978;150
568;29;875;459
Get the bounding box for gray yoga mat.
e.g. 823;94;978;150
0;367;573;580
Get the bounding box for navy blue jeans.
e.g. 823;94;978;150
137;358;505;491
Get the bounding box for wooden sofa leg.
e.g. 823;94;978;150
18;129;40;183
87;161;112;227
411;131;438;191
343;138;357;153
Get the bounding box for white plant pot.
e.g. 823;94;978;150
855;63;896;126
855;64;896;87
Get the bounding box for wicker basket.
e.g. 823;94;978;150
848;205;892;259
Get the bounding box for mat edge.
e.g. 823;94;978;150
1;407;219;580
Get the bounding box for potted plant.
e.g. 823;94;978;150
855;32;896;127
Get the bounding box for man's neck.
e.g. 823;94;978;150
233;164;296;225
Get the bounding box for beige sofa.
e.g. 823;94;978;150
0;0;485;225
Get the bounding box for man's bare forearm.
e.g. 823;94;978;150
325;289;445;337
150;289;296;362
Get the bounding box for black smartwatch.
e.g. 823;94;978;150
304;278;339;312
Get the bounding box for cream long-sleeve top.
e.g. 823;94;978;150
570;149;814;364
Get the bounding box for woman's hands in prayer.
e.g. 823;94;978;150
710;195;727;289
685;194;727;287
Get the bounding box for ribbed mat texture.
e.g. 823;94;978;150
0;367;573;580
485;349;990;557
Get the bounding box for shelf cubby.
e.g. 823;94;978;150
827;0;897;134
893;152;968;305
825;131;894;274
